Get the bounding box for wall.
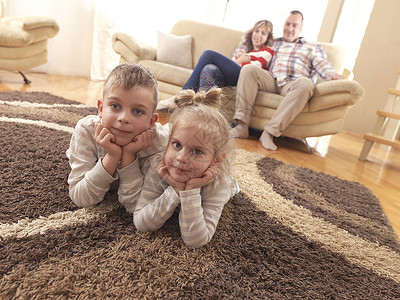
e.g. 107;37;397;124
318;0;344;42
5;0;95;77
344;0;400;134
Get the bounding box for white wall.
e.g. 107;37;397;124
5;0;95;77
344;0;400;134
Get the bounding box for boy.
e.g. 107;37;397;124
66;63;169;212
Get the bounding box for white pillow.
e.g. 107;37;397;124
156;31;192;69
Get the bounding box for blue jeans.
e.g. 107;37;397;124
182;49;242;91
199;64;224;91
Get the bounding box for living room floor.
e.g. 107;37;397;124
1;70;399;240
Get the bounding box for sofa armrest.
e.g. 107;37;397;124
342;68;353;80
309;79;364;112
112;32;156;63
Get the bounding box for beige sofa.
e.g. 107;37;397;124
112;19;364;139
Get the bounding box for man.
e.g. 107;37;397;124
230;10;344;150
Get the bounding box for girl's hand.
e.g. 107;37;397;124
156;161;185;193
185;165;219;191
94;122;122;160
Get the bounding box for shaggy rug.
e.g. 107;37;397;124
1;91;399;299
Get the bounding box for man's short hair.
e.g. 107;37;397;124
290;10;304;21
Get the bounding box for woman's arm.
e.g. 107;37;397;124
243;46;274;70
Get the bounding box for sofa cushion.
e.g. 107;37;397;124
139;60;192;86
156;31;192;69
170;20;243;66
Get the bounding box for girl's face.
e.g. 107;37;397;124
165;124;215;183
252;24;269;50
98;86;157;146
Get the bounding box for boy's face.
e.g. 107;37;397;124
98;86;158;146
164;124;215;183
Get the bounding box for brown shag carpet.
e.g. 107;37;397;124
1;91;400;299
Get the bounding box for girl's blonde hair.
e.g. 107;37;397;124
240;19;274;51
169;87;233;174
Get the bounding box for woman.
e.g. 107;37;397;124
157;19;274;110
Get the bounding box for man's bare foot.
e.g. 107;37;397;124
156;96;176;111
230;121;249;138
259;131;277;150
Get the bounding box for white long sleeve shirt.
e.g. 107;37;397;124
66;115;169;212
133;152;239;248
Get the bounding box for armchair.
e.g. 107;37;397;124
0;1;59;84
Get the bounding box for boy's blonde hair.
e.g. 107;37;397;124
169;87;233;174
103;63;159;110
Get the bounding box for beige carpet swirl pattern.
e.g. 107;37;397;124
1;91;399;299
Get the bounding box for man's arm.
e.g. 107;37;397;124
312;43;344;81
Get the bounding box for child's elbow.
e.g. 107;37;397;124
69;190;84;208
133;216;153;233
183;236;209;249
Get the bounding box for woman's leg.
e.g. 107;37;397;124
157;50;240;111
156;63;224;111
199;64;224;91
183;50;242;91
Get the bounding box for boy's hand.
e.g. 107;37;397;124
124;129;154;155
94;123;122;159
94;122;122;176
156;161;185;193
185;165;219;191
120;129;154;168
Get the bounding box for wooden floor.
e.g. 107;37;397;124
1;70;399;240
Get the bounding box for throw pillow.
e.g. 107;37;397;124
156;31;192;69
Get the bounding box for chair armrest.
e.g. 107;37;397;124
0;16;59;46
112;32;156;63
309;79;364;112
21;16;59;33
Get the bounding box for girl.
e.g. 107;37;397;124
157;19;274;110
134;87;239;248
